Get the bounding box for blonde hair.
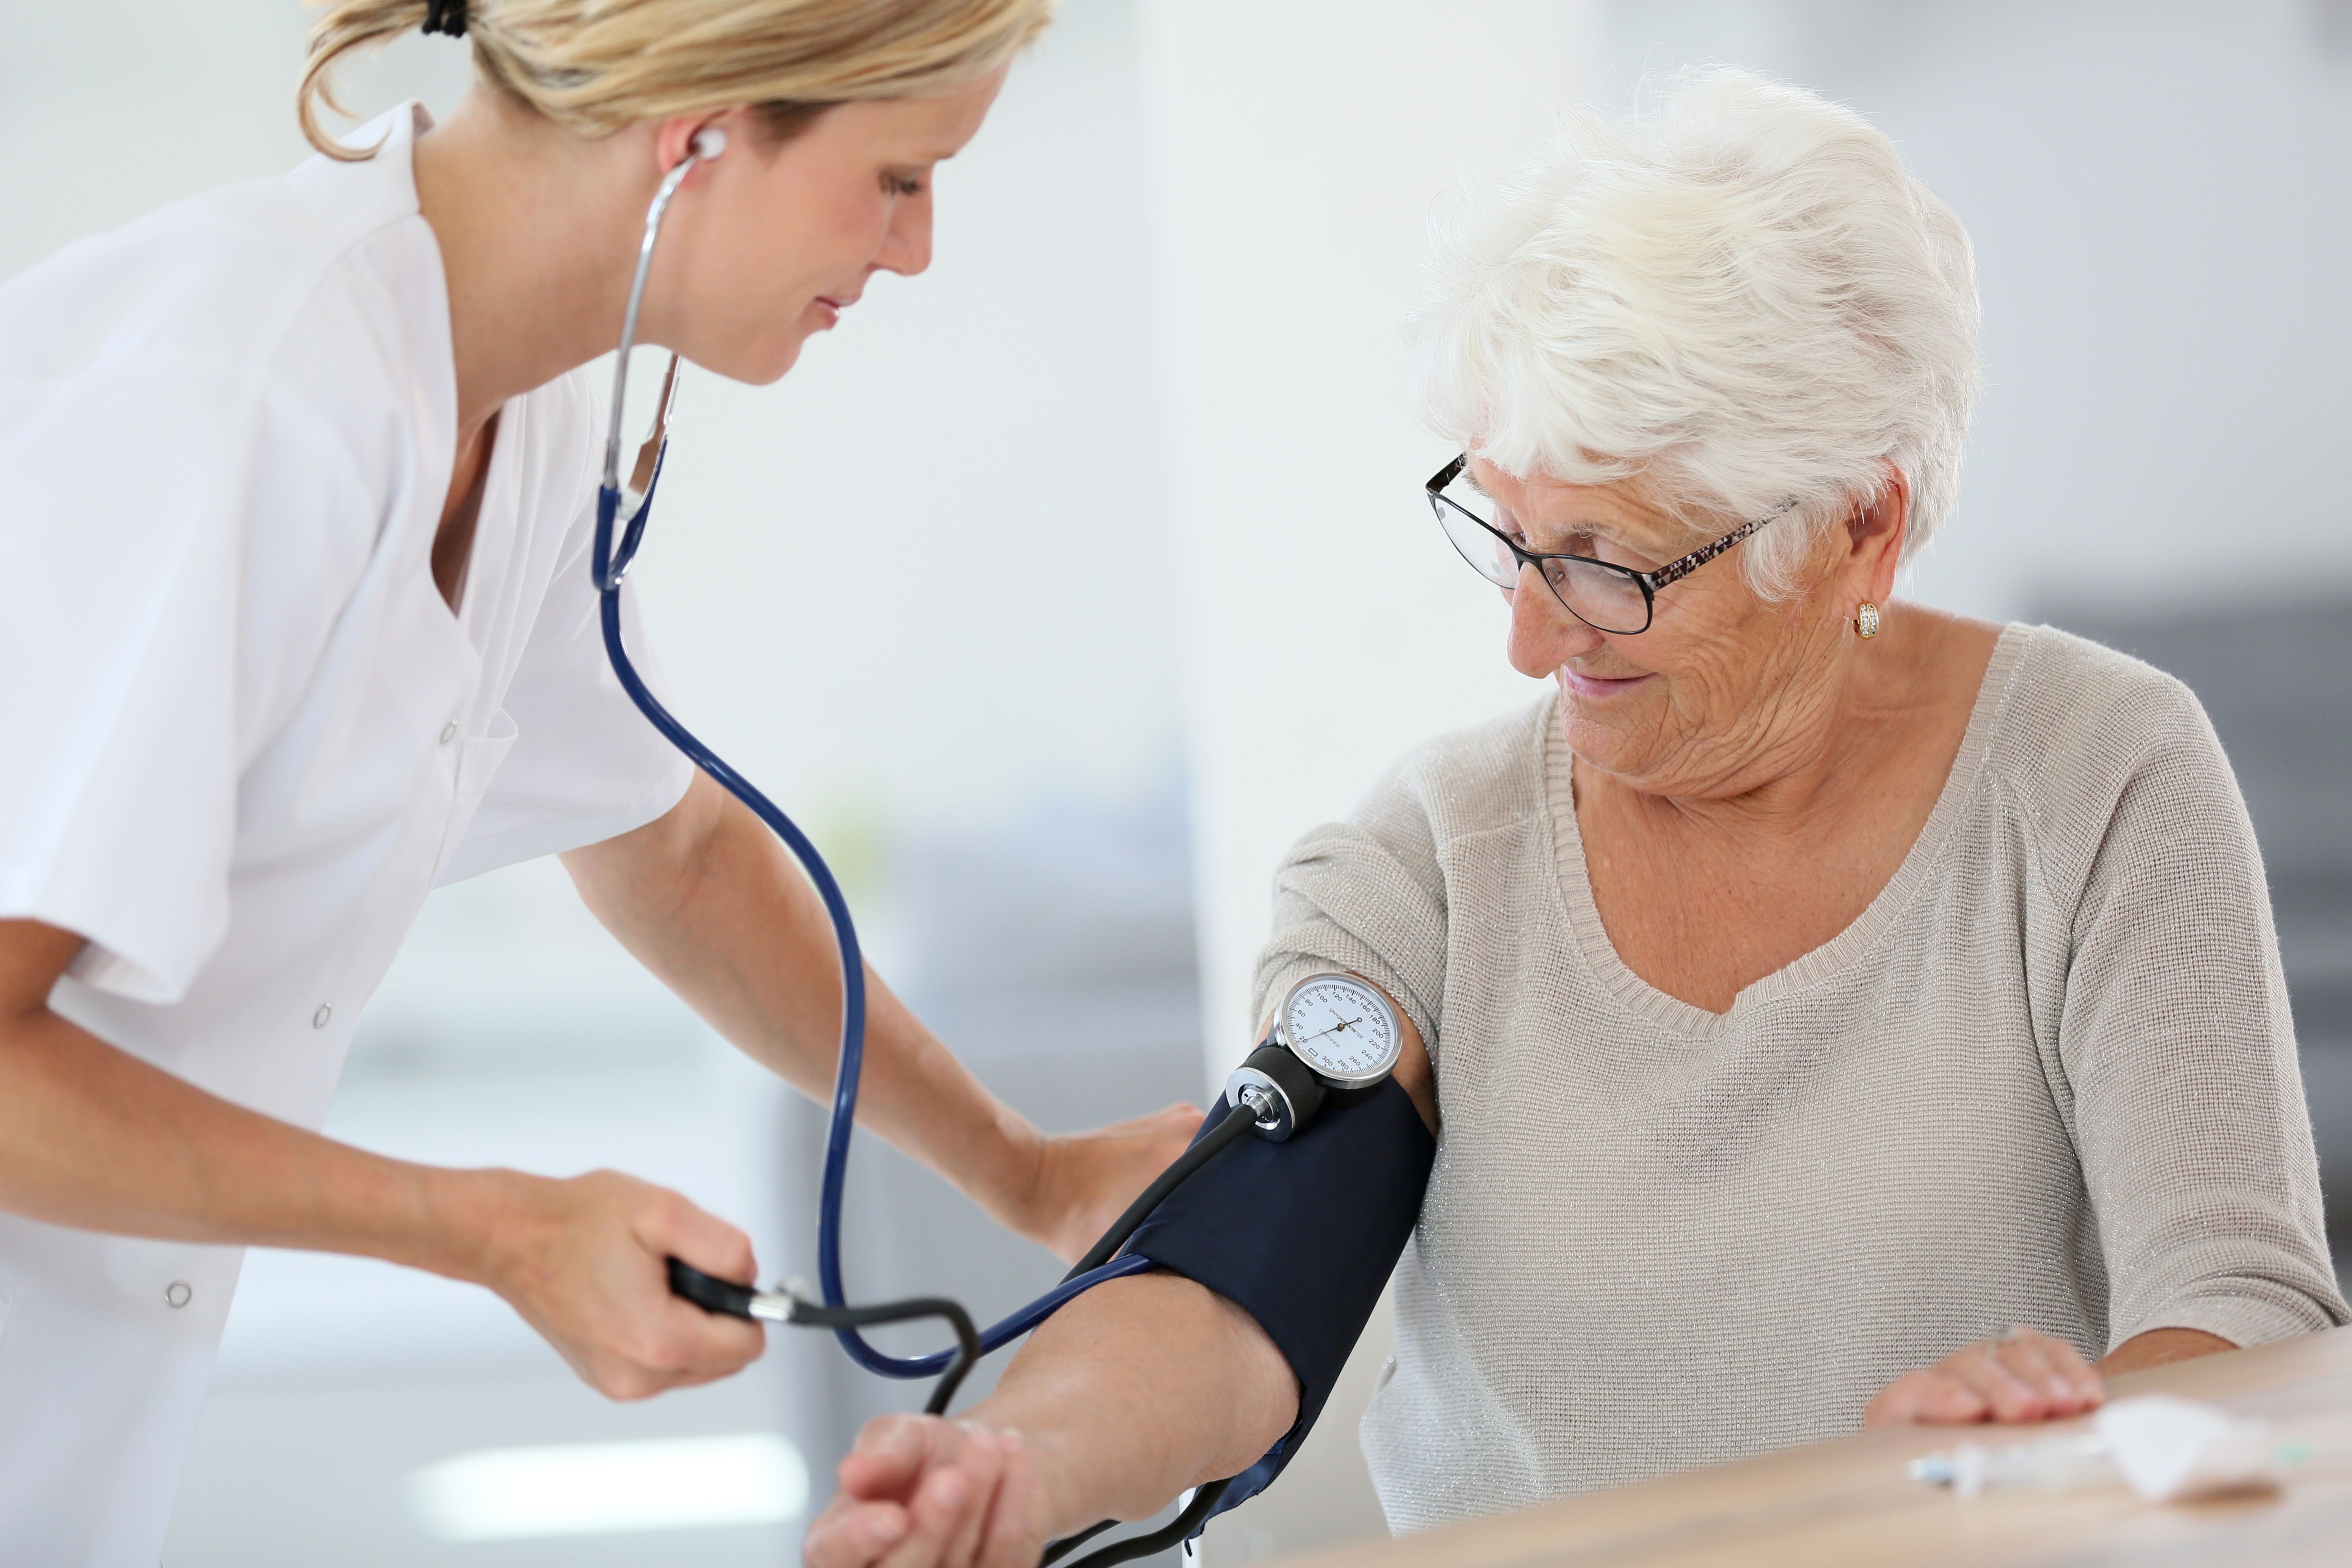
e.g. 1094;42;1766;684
299;0;1056;159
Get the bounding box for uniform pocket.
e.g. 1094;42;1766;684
434;709;521;874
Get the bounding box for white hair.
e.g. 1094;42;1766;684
1410;66;1981;597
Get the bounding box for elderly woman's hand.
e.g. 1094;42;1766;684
802;1414;1044;1568
1863;1328;2103;1426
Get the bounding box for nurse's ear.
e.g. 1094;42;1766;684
649;114;733;181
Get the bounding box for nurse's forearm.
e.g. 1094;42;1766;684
563;775;1044;1224
0;918;488;1263
1;916;765;1399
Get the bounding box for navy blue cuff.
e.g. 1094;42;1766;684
1125;1074;1433;1517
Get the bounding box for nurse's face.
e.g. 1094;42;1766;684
648;74;1007;384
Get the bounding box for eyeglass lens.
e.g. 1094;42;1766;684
1429;483;1651;635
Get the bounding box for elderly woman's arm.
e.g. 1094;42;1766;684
802;1275;1298;1568
2053;682;2347;1346
804;1002;1441;1568
1870;679;2345;1429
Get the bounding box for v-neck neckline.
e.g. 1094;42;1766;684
1542;622;2030;1039
434;410;503;617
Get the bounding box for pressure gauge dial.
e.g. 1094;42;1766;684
1276;972;1403;1089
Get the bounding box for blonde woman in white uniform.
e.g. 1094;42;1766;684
0;3;1194;1561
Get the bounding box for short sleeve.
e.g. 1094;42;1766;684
0;352;358;1003
440;499;694;884
2054;679;2350;1348
1252;762;1451;1056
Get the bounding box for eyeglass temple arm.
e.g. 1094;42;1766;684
1645;498;1797;590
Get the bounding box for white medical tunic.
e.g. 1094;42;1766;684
0;105;693;1564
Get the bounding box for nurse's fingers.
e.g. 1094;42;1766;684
641;1183;760;1288
475;1167;765;1401
622;1178;768;1394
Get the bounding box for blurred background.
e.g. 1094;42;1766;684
2;1;2347;1564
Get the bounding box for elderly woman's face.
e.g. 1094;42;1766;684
1470;457;1863;797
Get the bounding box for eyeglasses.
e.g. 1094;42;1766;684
1425;454;1796;635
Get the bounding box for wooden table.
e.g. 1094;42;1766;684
1276;1326;2352;1567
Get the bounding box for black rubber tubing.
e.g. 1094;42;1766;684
664;1258;982;1416
1047;1479;1231;1568
1062;1098;1260;1283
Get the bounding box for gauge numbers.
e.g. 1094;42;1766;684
1279;973;1401;1088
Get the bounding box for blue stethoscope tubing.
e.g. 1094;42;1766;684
588;140;1155;1390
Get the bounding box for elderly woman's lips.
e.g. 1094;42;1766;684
1560;669;1653;699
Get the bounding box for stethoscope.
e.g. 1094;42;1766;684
588;127;1399;1566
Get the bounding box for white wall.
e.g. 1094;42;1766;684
1140;0;1604;1073
0;6;468;278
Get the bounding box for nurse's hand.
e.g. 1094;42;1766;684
1015;1103;1205;1265
464;1167;766;1399
803;1415;1042;1568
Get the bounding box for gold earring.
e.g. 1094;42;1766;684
1854;601;1881;639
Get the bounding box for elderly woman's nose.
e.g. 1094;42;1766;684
1506;568;1602;677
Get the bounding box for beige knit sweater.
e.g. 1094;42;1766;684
1252;623;2346;1532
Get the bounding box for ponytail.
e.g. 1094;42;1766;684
300;3;434;160
297;0;1056;160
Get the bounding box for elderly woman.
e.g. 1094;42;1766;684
801;68;2347;1567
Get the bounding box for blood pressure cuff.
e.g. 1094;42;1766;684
1123;1074;1434;1518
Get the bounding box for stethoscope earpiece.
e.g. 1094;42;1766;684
597;124;726;508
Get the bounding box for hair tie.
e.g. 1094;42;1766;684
423;0;468;38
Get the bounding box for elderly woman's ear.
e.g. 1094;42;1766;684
1838;460;1911;611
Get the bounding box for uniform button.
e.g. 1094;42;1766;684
312;1004;333;1029
165;1281;193;1309
440;721;459;745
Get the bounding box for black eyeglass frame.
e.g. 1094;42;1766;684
1425;454;1798;635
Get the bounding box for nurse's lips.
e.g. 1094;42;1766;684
811;297;843;328
1559;666;1653;699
